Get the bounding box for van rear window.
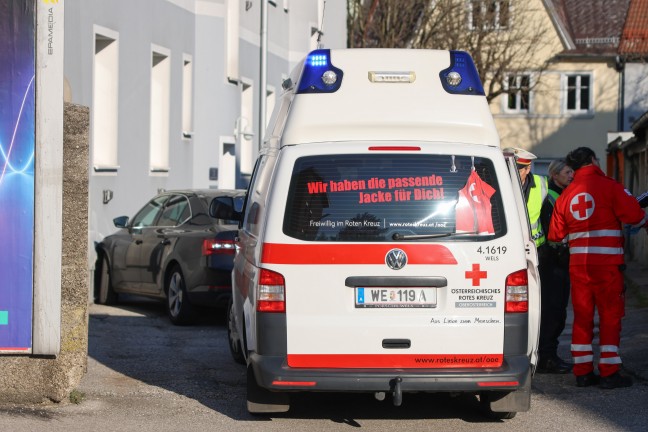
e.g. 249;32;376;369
283;154;506;242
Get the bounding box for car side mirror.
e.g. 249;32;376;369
113;216;129;228
209;196;242;222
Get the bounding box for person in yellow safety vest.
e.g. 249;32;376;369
537;159;574;374
504;147;548;247
505;148;572;375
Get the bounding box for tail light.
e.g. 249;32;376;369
202;239;236;256
257;268;285;313
505;269;528;313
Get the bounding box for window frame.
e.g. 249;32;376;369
503;72;534;114
282;153;507;242
131;195;170;229
561;72;594;115
467;0;512;31
92;25;120;173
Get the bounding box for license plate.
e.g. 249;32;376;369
355;287;437;308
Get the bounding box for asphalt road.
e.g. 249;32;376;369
1;295;647;432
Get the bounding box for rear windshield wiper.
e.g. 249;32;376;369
391;231;478;241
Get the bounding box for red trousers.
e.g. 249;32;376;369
570;265;625;377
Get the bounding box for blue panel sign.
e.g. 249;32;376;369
0;1;35;352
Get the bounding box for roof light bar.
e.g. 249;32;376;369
439;51;485;96
297;49;344;94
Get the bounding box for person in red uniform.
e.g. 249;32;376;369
549;147;647;389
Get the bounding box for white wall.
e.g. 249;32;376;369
63;0;347;279
624;63;648;131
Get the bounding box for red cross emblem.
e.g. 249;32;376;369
570;193;595;221
465;263;487;286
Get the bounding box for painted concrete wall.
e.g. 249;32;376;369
623;62;648;131
0;103;89;404
488;0;620;172
62;0;347;282
493;61;620;167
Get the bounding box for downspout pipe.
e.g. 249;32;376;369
615;55;625;131
259;0;268;151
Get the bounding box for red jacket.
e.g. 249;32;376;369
548;165;646;266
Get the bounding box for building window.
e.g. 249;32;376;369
564;73;592;114
150;46;170;173
266;86;276;128
182;55;193;139
239;79;254;175
93;27;119;172
468;0;510;31
226;0;240;82
505;74;531;113
219;140;236;189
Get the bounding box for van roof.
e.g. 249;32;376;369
266;49;500;149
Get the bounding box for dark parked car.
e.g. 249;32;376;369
94;189;245;325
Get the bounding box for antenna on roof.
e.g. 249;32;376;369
316;0;327;49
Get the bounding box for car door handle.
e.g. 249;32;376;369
135;239;143;245
160;239;171;245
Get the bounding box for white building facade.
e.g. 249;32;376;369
63;0;347;277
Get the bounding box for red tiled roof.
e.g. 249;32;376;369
620;0;648;55
547;0;632;55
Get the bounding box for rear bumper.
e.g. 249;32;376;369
187;286;231;307
186;268;232;307
250;353;531;393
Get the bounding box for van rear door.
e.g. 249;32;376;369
505;155;541;364
261;143;529;369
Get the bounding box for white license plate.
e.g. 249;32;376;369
355;287;437;308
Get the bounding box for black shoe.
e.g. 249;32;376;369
576;372;600;387
600;372;633;389
537;356;573;374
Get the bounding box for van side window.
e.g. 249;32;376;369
283;154;505;242
243;155;272;236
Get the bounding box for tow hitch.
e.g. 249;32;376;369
391;377;403;406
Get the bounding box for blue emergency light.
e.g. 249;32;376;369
297;49;344;94
439;51;485;96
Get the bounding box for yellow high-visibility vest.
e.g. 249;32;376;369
528;174;548;247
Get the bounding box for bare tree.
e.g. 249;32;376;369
347;0;559;104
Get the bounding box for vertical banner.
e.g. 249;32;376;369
33;0;64;355
0;1;36;353
0;0;64;355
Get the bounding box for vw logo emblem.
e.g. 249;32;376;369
385;249;407;270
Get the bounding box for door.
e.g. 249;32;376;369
111;195;168;292
506;155;541;363
264;145;517;369
139;194;190;293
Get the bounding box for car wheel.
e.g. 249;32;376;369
227;298;246;365
97;255;118;305
166;266;193;325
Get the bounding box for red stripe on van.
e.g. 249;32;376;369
287;354;503;368
261;243;457;265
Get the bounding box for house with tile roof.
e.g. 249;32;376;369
619;0;648;130
489;0;632;173
609;0;648;262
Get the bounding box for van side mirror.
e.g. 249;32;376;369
209;196;243;222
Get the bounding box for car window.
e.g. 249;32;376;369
283;154;505;241
158;195;191;227
243;155;272;236
131;195;168;228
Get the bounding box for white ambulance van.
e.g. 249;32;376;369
215;48;540;419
